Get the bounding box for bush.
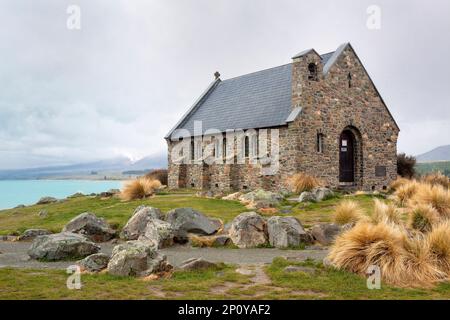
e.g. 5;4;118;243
145;169;168;186
333;200;364;225
286;172;321;194
397;153;416;178
120;178;162;201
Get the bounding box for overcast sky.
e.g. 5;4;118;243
0;0;449;169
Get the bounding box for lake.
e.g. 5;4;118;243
0;180;123;210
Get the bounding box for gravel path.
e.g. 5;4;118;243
0;240;328;270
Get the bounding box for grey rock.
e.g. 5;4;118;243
107;241;172;277
212;235;231;246
165;208;219;242
62;212;116;242
78;253;110;272
311;223;342;246
229;212;267;248
120;206;162;240
138;219;175;249
298;192;316;203
36;197;58;205
283;265;315;274
38;210;48;218
312;187;334;201
239;189;283;208
179;258;218;271
18;229;51;241
14;204;26;209
267;216;312;248
28;232;100;261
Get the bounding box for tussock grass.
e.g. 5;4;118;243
120;178;162;201
426;221;450;275
333;200;364;225
287;172;322;194
421;172;450;189
393;180;419;207
414;184;450;219
389;177;411;191
408;204;440;233
372;199;403;225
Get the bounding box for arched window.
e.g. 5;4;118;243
190;138;195;161
222;137;227;160
317;133;324;153
244;136;249;158
308;63;318;81
347;72;352;88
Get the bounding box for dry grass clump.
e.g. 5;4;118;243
286;172;322;194
145;169;168;186
120;178;162;201
414;184;450;219
408;204;440;233
333;200;364;225
393;180;419;207
421;172;450;189
426;221;450;274
389;177;411;191
328;222;407;285
372;199;403;225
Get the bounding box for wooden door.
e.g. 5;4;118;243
339;130;355;182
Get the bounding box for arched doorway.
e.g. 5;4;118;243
339;130;356;183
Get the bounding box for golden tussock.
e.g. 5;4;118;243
372;199;403;225
333;200;365;225
421;172;450;189
286;172;322;194
407;204;440;233
120;178;162;201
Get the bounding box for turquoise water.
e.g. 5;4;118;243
0;180;123;210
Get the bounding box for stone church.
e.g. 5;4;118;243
165;43;399;192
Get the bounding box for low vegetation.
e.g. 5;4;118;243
286;172;322;194
120;178;162;201
328;178;450;288
332;200;364;225
145;169;168;186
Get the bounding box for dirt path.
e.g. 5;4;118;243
0;240;327;270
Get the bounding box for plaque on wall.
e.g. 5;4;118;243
375;166;387;177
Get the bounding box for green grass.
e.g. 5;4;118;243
1;258;449;300
416;161;450;177
0;192;383;235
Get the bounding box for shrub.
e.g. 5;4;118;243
426;221;450;274
145;169;168;186
393;180;419;207
408;204;440;233
397;153;416;178
372;199;403;225
414;184;450;219
120;178;162;201
333;200;364;225
421;172;450;189
286;172;321;194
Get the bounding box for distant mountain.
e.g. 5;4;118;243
416;145;450;163
0;153;167;180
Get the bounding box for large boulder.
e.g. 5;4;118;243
62;212;116;242
239;190;283;208
18;229;51;241
228;212;267;248
36;197;58;205
28;232;100;261
78;253;110;272
138;219;175;249
267;216;312;248
312;187;334;201
311;223;342;246
298;192;316;203
107;241;172;277
120;206;162;240
179;258;218;271
165;208;219;242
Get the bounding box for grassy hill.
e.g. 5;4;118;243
415;161;450;177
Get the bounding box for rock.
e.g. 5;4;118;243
14;204;26;209
283;265;315;274
138;219;175;249
179;258;218;271
222;192;242;201
68;192;84;198
298;192;316;203
99;189;120;198
239;189;283;207
228;212;267;248
267;216;312;248
165;208;219;242
18;229;51;241
312;187;334;201
280;206;293;214
107;241;172;277
78;253;110;272
311;223;342;246
246;200;277;209
38;210;48;218
62;212;116;242
120;206;163;240
222;222;232;234
28;232;100;261
212;235;231;246
258;207;279;214
209;218;223;232
36;197;58;205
